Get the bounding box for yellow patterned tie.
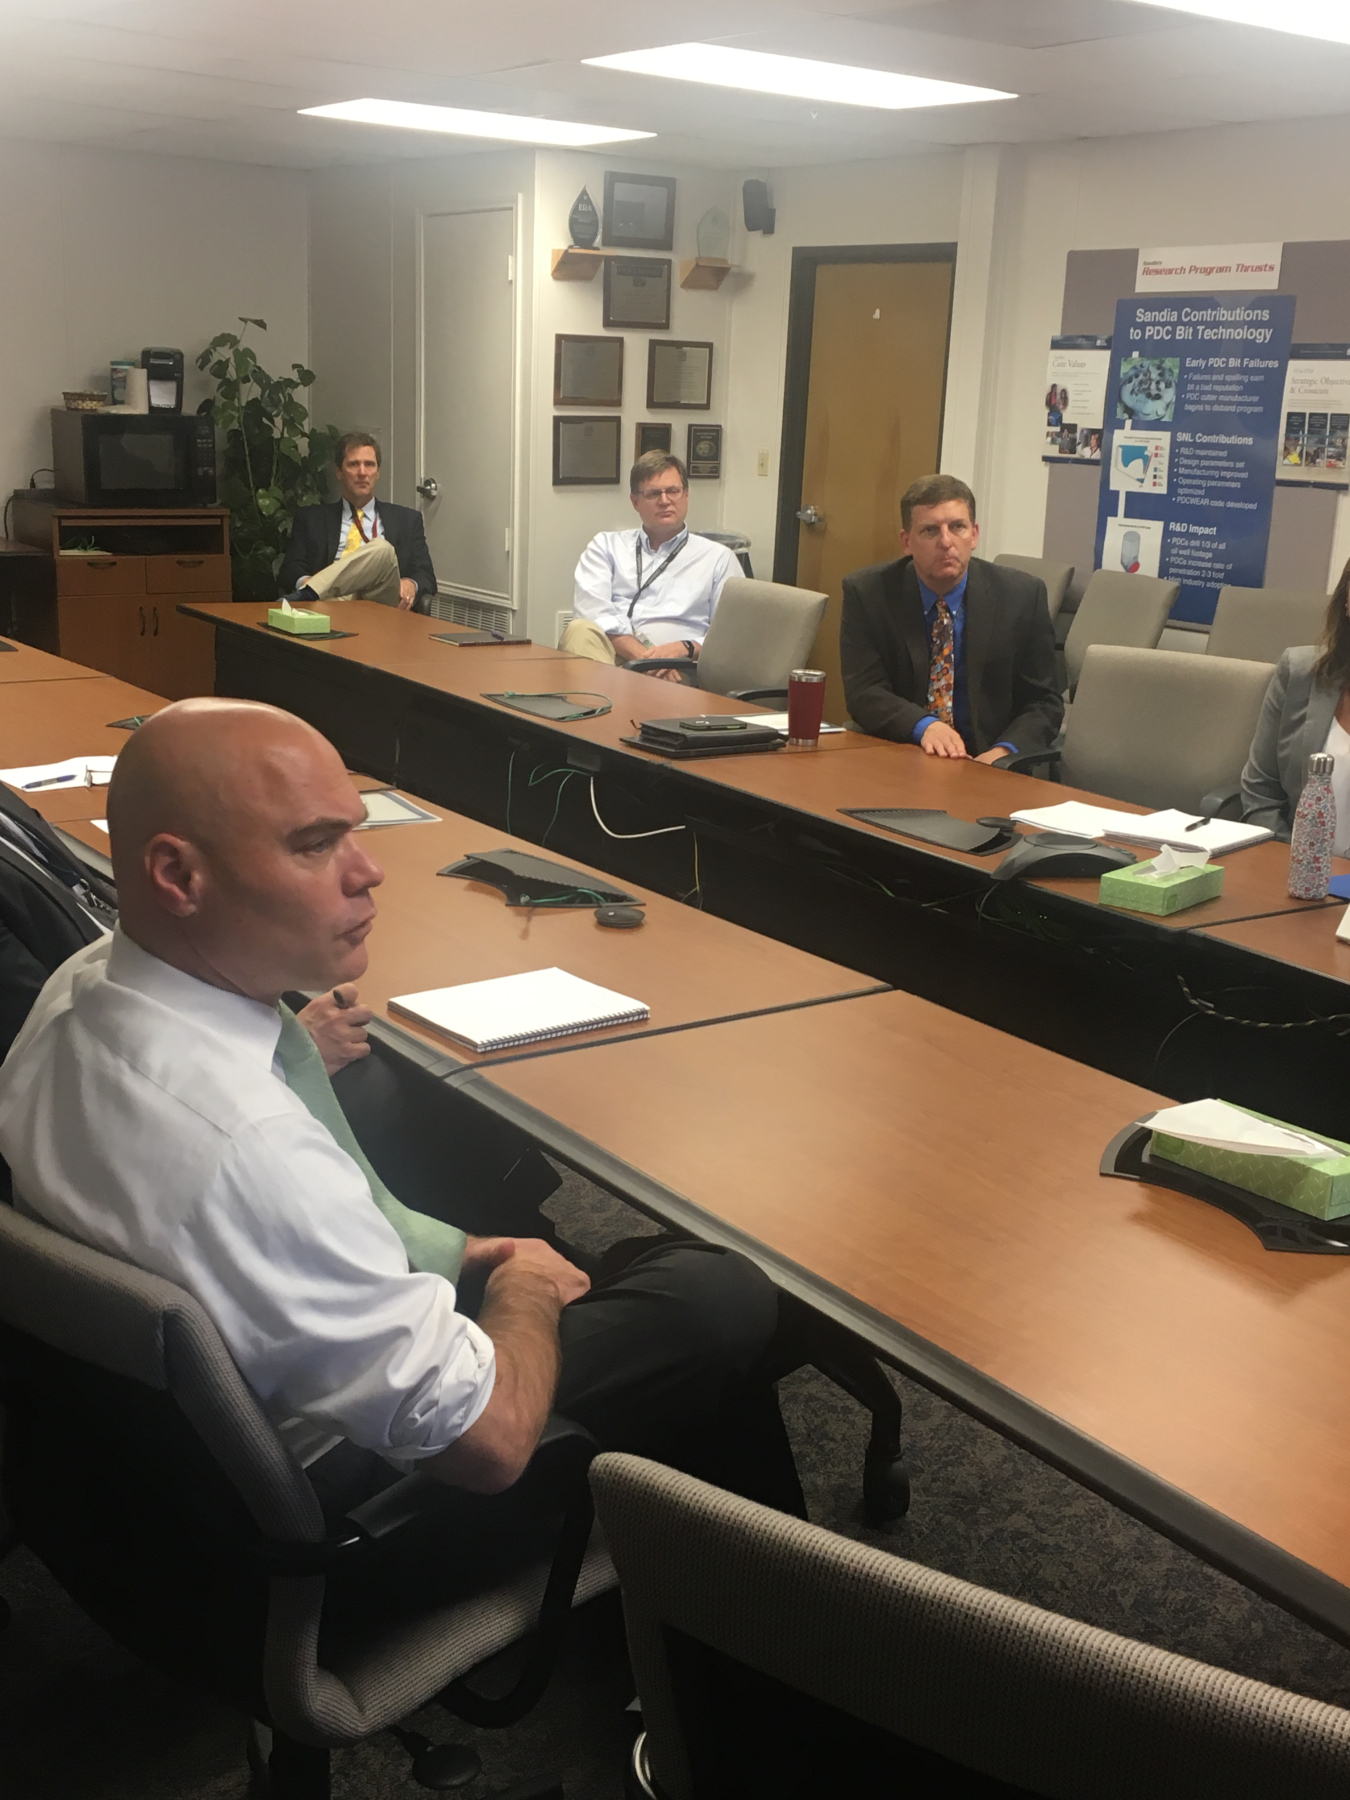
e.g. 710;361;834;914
342;507;365;556
927;597;955;726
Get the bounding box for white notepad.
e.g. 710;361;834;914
389;967;649;1052
1009;799;1272;856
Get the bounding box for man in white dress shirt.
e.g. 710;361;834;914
0;700;802;1550
563;451;736;679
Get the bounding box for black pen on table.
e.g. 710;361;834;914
1185;815;1211;833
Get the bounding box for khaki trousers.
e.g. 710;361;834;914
301;537;403;609
560;617;620;662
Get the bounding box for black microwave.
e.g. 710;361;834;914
51;409;216;508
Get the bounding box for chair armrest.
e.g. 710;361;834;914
728;687;789;705
249;1414;599;1575
1199;786;1242;820
1001;749;1063;777
623;657;699;678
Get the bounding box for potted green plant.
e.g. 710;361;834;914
196;318;339;599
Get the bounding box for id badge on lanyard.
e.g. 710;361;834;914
629;534;687;621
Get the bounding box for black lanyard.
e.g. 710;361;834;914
629;532;687;618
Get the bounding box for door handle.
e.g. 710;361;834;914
796;505;824;527
176;557;204;567
416;477;440;501
138;607;146;636
90;558;116;569
152;605;159;636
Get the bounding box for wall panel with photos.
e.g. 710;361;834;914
1043;242;1350;604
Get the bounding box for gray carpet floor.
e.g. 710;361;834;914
3;1165;1350;1799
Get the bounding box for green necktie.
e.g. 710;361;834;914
274;1005;466;1284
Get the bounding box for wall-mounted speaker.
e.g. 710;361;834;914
742;179;776;236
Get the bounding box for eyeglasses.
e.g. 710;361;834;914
636;485;685;502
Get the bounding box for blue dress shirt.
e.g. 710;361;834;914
910;571;1017;755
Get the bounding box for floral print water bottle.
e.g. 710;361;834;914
1288;752;1336;900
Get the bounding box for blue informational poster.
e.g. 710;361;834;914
1093;292;1295;625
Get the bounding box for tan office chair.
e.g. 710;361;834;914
1007;644;1274;815
1063;570;1180;695
592;1452;1350;1800
0;1200;613;1798
1206;585;1329;664
626;578;828;702
992;553;1075;622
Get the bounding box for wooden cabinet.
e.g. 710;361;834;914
13;500;231;701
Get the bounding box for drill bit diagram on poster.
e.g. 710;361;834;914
1094;292;1295;624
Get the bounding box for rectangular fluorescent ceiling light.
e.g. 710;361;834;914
583;43;1014;108
300;98;653;146
1125;0;1350;41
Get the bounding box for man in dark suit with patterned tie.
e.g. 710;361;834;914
277;433;438;613
840;474;1062;760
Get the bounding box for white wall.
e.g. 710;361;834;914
979;114;1350;582
720;149;965;570
0;139;309;510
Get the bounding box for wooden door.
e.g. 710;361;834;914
783;256;954;721
57;592;143;682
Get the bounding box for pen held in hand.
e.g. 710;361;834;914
332;987;352;1010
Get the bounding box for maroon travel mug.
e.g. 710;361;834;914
787;669;827;747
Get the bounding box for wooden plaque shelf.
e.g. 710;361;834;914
679;258;733;291
551;247;611;281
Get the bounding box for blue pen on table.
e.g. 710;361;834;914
23;772;76;790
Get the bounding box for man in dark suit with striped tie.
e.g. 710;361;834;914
277;433;438;613
840;473;1062;760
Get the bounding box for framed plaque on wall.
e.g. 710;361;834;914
687;423;723;479
554;335;624;407
603;256;672;330
647;339;713;410
635;421;673;458
553;415;622;485
602;171;676;251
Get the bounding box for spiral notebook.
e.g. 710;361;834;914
389;967;649;1053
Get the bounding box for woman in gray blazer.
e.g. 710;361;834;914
1240;568;1348;839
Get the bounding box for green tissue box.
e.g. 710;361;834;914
267;606;329;635
1151;1106;1350;1220
1098;856;1224;915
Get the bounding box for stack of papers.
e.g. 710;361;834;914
730;713;845;736
1142;1099;1335;1160
0;755;117;792
1009;800;1271;856
390;967;649;1053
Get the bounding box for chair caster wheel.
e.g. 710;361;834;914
392;1726;482;1790
863;1454;911;1524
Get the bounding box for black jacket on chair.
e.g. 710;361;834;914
277;500;438;613
0;785;113;1063
840;554;1063;754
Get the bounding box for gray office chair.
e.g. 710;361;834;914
0;1199;614;1799
593;1452;1350;1800
1007;644;1275;816
1063;569;1180;695
1206;585;1329;664
626;578;828;702
993;553;1075;622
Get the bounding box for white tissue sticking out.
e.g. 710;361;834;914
1145;843;1210;878
1143;1098;1336;1160
280;598;294;613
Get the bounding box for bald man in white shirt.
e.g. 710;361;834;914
0;701;802;1581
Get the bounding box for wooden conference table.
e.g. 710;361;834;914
60;803;883;1070
188;598;1350;1135
466;988;1350;1649
14;650;1350;1648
